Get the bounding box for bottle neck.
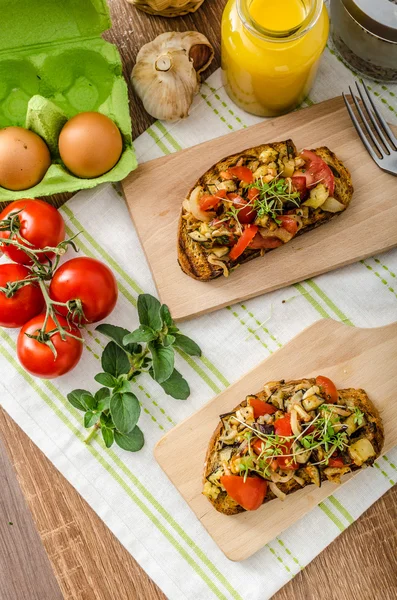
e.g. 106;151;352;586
237;0;323;42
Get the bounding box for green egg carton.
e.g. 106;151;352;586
0;0;137;201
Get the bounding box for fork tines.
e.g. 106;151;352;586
343;82;397;176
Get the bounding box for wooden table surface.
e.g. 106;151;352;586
1;0;396;598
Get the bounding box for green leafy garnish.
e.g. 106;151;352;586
67;294;201;453
249;176;301;223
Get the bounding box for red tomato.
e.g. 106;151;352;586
229;225;258;260
279;215;298;235
247;187;260;201
0;199;65;265
227;193;256;224
328;457;345;468
0;263;44;328
274;414;293;437
220;475;267;511
49;257;118;324
249;234;283;250
291;175;307;199
299;150;335;195
17;314;83;378
249;397;277;418
276;441;299;470
199;189;227;211
316;375;338;404
221;166;254;184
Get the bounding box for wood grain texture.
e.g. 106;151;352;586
0;408;166;600
155;320;397;560
123;98;397;321
0;0;396;598
0;435;63;600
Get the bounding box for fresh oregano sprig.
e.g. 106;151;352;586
67;294;201;453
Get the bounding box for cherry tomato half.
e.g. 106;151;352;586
17;314;83;379
227;193;256;224
49;257;118;324
327;458;345;468
220;475;267;511
199;189;227;211
249;397;277;419
249;234;283;250
274;414;293;437
0;263;44;328
316;375;338;404
221;166;254;184
298;150;335;195
0;199;65;265
229;225;258;260
279;215;298;236
291;175;308;199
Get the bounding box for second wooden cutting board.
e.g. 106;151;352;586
122;96;397;321
154;319;397;561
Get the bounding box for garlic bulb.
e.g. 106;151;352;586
127;0;206;17
131;31;214;122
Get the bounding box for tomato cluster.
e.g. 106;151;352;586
0;199;118;379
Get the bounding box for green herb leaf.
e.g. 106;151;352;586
114;426;144;452
100;412;115;429
138;294;162;331
101;426;114;448
173;334;201;357
110;392;140;434
123;325;157;344
67;389;92;412
96;323;138;354
160;304;173;327
94;372;119;388
81;393;97;410
154;368;190;400
163;334;175;347
149;342;174;383
101;341;130;377
113;379;132;394
84;411;99;429
95;388;111;411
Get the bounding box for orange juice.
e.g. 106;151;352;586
221;0;329;116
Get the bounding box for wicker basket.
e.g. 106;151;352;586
127;0;206;17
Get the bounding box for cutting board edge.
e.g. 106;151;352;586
154;318;345;460
122;97;345;188
168;237;397;321
154;319;397;561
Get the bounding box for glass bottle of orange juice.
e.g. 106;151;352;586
221;0;329;117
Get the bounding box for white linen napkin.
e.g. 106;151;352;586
1;26;397;600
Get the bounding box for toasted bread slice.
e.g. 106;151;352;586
178;140;353;281
203;378;383;515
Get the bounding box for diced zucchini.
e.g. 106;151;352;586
218;180;237;192
302;394;324;411
203;481;221;501
207;468;223;486
348;438;375;466
344;413;365;436
303;183;329;209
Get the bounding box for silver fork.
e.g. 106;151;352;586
343;82;397;176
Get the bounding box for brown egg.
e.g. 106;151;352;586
59;112;123;179
0;127;51;191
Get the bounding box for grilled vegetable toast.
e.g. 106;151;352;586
178;140;353;280
203;377;383;515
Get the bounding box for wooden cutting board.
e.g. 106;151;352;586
154;319;397;561
122;97;397;321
